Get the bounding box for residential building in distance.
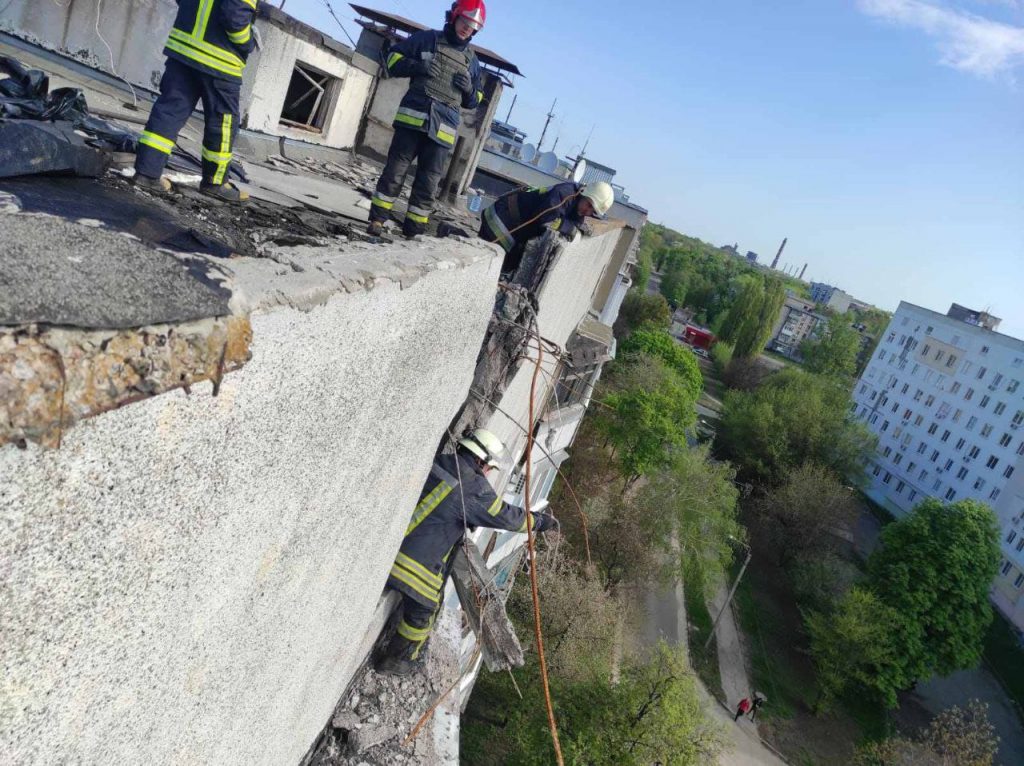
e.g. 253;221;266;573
810;281;856;313
853;302;1024;630
768;294;825;359
745;250;759;263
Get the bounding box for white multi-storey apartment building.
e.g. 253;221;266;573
853;301;1024;630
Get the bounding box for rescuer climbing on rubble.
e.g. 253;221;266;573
133;0;256;203
367;0;487;239
376;429;557;676
479;180;616;275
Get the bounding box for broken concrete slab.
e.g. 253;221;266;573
348;724;398;754
0;213;233;329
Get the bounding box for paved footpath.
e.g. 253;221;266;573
639;572;786;764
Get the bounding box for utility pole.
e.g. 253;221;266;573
537;98;557;150
504;94;517;123
704;539;752;651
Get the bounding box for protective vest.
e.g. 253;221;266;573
163;0;257;81
387;453;538;608
408;41;471;109
384;29;484;148
483;182;584;253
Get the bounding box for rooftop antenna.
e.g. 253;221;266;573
504;94;517;123
537;98;557;151
580;123;596;157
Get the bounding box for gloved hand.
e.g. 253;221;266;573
533;513;559;534
453;70;474;96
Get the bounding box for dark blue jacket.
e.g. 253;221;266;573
385;29;483;147
387;453;543;608
164;0;257;81
482;182;585;253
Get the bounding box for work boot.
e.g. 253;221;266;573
375;655;423;677
199;181;249;204
133;173;172;193
367;220;386;237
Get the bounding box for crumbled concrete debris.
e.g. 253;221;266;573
307;607;464;766
0;316;251;448
265;154;381;193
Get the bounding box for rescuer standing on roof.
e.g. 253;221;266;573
133;0;256;203
376;429;557;676
367;0;487;239
479;180;616;275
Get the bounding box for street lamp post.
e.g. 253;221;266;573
703;537;752;651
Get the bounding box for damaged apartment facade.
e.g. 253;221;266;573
0;2;644;764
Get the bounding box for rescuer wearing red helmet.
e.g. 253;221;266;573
367;1;487;238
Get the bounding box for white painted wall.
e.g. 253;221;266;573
1;0;175;89
242;22;374;150
0;238;503;766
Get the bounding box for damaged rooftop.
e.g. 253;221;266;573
0;35;502;450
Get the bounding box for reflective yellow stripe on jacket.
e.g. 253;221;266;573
406;480;453;535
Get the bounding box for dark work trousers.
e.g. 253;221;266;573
135;58;241;186
384;592;441;663
369;126;450;236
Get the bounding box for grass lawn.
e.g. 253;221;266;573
683;578;725;700
984;611;1024;719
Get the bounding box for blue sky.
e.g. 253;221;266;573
287;1;1024;336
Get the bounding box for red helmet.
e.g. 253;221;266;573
449;0;486;32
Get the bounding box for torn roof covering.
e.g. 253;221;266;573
349;4;523;77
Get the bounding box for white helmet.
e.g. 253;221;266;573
459;428;507;469
581;181;614;218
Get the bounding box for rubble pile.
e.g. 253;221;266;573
308;609;464;766
264;154;381;194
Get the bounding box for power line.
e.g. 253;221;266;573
319;0;357;48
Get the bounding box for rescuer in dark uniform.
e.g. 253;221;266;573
367;0;487;238
479;180;616;275
376;429;557;675
134;0;256;203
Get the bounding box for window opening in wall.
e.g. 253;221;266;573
279;63;338;132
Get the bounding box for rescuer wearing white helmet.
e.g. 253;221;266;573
377;428;557;675
478;180;615;275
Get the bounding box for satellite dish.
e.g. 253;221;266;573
537;151;558;174
572;159;588;184
521;143;537;163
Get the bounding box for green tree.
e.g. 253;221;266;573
613;290;671;340
595;354;697;484
733;277;786;358
638;446;742;596
868;499;1001;684
802;314;862;379
805;587;906;709
620;329;703;402
659;254;689;307
715;368;875;485
717;275;764;345
760;462;860;564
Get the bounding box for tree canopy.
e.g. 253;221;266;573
867;499;1001;683
619;329;703;402
613;290;671;340
715;368;875;485
802;313;862;379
